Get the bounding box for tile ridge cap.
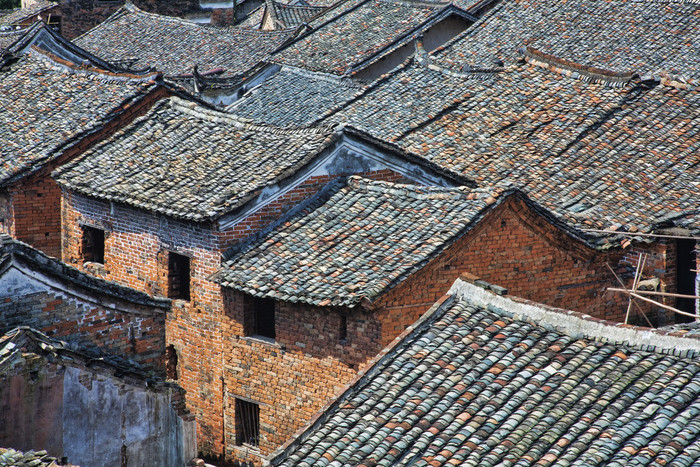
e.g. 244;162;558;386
521;46;639;87
27;45;161;83
169;95;336;134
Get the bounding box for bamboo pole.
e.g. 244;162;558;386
607;288;700;300
605;263;653;327
627;292;700;320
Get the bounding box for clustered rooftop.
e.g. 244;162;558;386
2;0;700;464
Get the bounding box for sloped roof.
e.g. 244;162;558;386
73;2;295;77
54;96;338;222
0;47;160;187
270;0;448;75
432;0;700;79
265;0;327;28
215;177;519;307
325;53;700;243
271;278;700;465
0;327;159;384
0;234;170;309
227;65;362;126
0;448;65;467
0;0;56;27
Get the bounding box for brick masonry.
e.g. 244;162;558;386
60;173;692;463
0;85;168;259
60;169;406;461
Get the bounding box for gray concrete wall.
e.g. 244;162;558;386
62;366;196;467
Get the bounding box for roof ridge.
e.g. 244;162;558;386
122;1;295;35
345;175;497;200
28;45;161;84
521;46;639;87
280;65;361;86
454;278;700;357
170;95;336;135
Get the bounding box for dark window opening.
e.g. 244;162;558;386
675;239;697;323
339;315;347;342
235;398;260;447
82;226;105;264
254;297;275;339
166;344;178;380
168;252;190;301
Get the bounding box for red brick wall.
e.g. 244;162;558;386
60;168;406;461
10;175;63;258
61;191;225;457
375;196;676;337
221;290;380;459
1;86;167;259
0;290;166;375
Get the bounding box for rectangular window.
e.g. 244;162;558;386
254;297;275;339
235;398;260;447
339;315;347;342
82;226;105;264
168;252;190;301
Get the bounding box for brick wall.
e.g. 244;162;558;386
61;169;406;460
376;196;677;335
2;85;167;259
61;191;226;457
221;290;380;460
0;291;166;375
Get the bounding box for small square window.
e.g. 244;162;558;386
235;398;260;447
82;226;105;264
244;296;276;339
168;252;190;301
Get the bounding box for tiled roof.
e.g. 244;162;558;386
0;448;64;467
227;65;362;126
53;96;338;222
266;0;327;28
215;177;513;307
325;54;700;243
0;27;24;50
0;327;157;384
0;234;170;309
0;0;56;27
74;2;295;77
272;279;700;465
432;0;700;79
0;48;160;186
270;0;445;75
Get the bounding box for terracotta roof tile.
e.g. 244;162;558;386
74;2;295;77
272;284;700;465
432;0;700;79
53;96;338;221
271;0;444;75
215;177;509;306
0;48;159;186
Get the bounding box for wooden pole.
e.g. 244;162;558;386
627;292;700;320
606;263;653;327
607;288;700;300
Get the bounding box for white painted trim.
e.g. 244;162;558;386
218;135;455;230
